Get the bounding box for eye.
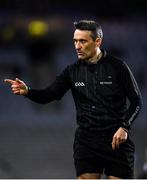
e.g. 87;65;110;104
73;39;87;45
80;40;87;44
73;39;77;43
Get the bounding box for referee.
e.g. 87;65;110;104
5;20;142;179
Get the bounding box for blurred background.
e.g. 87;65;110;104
0;0;147;178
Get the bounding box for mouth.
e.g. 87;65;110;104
77;52;85;56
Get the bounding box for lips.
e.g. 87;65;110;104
77;52;84;56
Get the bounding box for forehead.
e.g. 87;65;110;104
73;29;92;39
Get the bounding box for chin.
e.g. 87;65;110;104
78;58;85;61
78;56;85;60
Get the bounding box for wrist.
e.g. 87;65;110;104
121;121;130;131
24;86;30;96
120;127;128;133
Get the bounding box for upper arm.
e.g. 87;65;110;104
120;62;142;101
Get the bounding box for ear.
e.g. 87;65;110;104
95;38;102;47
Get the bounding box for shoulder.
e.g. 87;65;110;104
65;60;82;72
104;51;126;69
59;61;80;78
106;53;124;65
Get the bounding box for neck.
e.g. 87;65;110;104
88;49;102;64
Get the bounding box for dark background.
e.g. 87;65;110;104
0;0;147;178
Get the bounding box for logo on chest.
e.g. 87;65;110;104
75;82;85;87
100;75;113;85
100;81;112;85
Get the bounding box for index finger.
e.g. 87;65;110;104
4;79;15;84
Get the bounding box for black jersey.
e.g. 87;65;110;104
26;50;142;131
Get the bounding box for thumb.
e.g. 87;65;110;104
15;78;24;84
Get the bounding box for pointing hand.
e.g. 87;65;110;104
4;78;28;95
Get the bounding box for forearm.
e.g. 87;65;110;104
121;95;142;130
25;87;58;104
25;66;71;104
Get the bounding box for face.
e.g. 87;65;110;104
73;29;101;61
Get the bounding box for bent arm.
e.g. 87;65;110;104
26;66;71;104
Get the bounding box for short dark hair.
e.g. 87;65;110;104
74;20;103;40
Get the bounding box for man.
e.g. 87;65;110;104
5;20;142;179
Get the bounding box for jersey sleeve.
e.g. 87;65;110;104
120;62;143;130
26;66;71;104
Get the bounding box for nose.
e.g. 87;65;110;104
75;41;81;50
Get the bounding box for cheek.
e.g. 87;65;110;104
85;45;96;55
85;44;93;52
